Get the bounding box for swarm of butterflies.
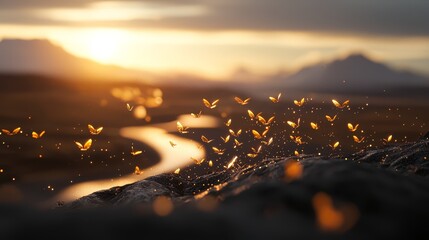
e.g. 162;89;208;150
171;95;394;174
1;96;394;176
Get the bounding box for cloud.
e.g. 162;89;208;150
1;0;429;37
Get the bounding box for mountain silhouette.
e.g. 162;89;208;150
0;39;146;80
272;53;429;92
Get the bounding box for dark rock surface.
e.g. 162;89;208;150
1;138;429;239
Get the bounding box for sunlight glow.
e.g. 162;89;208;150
85;29;124;63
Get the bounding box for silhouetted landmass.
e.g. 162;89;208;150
0;39;147;80
1;137;428;239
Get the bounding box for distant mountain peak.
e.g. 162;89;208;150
0;38;145;80
274;52;428;92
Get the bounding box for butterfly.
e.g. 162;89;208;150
287;118;301;129
2;127;21;136
75;139;92;151
234;97;251;105
191;157;205;165
325;115;337;122
247;153;258;158
32;130;45;139
290;135;304;145
332;99;350;109
126;103;134;111
330;141;340;150
247;110;262;120
191;111;202;118
169;141;177;147
174;168;181;174
225;119;232;127
229;129;242;137
353;135;365;143
88;124;103;135
294;150;300;156
293;98;305;107
262;137;273;146
176;121;189;134
208;160;213;167
221;135;230;143
252;129;268;139
347;123;359;132
257;115;275;126
130;145;143;156
226;156;238;169
201;135;214;143
310;122;319;130
212;147;225;155
134;166;143;175
384;135;393;143
234;139;243;148
203;98;219;109
251;145;262;154
269;93;281;103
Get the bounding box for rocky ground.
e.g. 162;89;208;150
1;134;428;239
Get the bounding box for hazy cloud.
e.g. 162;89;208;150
1;0;428;37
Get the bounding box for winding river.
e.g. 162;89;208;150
55;115;220;203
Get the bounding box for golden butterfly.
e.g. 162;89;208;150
290;135;304;145
226;156;238;169
247;110;262;120
252;129;268;139
258;115;275;126
325;115;337;122
75;139;92;151
269;93;282;103
229;129;242;137
169;141;177;147
353;135;365;143
262;137;273;146
2;127;21;136
126;103;134;111
347;123;359;132
201;135;214;143
332;99;350;109
32;130;45;139
225;118;232;127
234;139;243;148
234;96;251;105
251;145;262;154
293;98;305;107
287;118;301;129
134;166;143;175
191;111;202;118
384;135;393;143
212;147;225;155
177;121;189;134
330;141;340;150
310;122;319;130
221;135;230;143
88;124;103;135
191;157;205;165
174;168;181;174
131;146;143;156
202;98;220;109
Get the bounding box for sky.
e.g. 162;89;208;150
0;0;429;78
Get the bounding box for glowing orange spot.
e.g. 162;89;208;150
284;160;303;181
312;192;359;232
153;196;174;216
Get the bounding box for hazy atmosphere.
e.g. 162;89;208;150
0;1;428;239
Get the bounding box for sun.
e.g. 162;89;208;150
86;29;123;63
